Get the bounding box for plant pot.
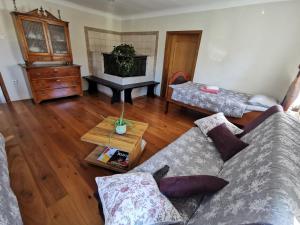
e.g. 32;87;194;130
115;124;127;135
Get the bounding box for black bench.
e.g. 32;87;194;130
84;76;159;104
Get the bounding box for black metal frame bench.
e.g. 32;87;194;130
83;76;159;104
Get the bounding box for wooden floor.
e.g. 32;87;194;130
0;93;202;225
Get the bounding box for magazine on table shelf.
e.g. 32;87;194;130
96;139;147;168
97;146;129;168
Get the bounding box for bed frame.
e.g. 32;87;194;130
165;66;300;127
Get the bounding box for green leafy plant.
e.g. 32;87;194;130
111;44;136;76
114;103;132;127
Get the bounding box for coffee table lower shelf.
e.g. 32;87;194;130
84;140;146;173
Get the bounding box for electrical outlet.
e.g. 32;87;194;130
12;79;18;86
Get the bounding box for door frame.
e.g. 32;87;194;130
161;30;202;97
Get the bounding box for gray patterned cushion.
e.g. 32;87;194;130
0;133;23;225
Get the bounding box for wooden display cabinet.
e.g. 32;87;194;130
11;9;72;65
11;9;82;103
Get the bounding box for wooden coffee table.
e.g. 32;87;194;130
81;116;148;173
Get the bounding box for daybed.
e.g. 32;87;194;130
0;134;23;225
133;106;300;225
165;66;300;126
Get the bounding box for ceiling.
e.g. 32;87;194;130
47;0;291;19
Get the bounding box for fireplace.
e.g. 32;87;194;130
103;53;147;77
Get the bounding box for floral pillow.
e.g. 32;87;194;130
194;112;243;141
95;172;183;225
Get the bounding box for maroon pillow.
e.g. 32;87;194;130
159;175;228;198
237;105;283;138
207;123;249;161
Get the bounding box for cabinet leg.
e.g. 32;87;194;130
165;101;169;114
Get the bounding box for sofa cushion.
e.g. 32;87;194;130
159;175;228;198
194;112;243;142
207;123;249;161
95;172;183;225
0;133;23;225
238;105;283;138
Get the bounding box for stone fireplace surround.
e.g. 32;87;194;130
85;27;158;99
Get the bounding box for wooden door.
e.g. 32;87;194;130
161;31;202;97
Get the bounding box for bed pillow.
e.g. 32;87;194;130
194;112;243;141
248;95;277;108
159;175;228;198
95;172;183;225
207;123;249;161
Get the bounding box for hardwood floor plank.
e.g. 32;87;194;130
0;93;199;225
7;144;52;225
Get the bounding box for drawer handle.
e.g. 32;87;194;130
53;69;58;73
56;79;61;82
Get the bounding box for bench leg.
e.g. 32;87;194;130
87;81;98;93
124;88;133;104
147;84;156;97
111;88;121;104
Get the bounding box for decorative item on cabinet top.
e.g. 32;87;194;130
20;64;83;104
11;8;72;65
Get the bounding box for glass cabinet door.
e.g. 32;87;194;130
22;20;49;53
48;24;68;54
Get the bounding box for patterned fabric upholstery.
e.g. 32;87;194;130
0;133;23;225
135;112;300;225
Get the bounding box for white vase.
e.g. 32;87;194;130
115;124;127;135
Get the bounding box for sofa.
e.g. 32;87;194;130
0;133;23;225
133;110;300;225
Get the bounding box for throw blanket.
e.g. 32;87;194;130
0;134;23;225
171;82;251;118
134;112;300;225
188;112;300;225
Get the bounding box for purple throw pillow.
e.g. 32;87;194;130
159;175;228;198
237;105;283;138
207;123;249;161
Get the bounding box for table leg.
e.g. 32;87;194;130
124;88;133;104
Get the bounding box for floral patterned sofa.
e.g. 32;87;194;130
133;111;300;225
0;133;23;225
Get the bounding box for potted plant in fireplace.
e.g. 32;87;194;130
111;44;136;77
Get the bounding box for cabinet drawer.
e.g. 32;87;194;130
29;66;80;79
35;86;82;103
31;76;81;91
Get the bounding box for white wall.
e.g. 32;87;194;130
122;1;300;101
0;0;121;101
